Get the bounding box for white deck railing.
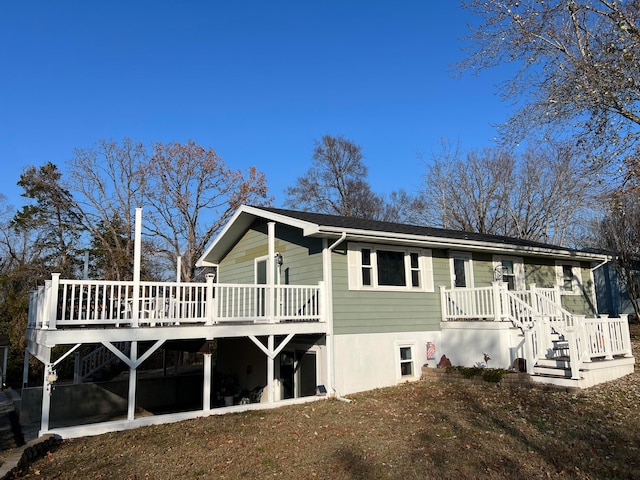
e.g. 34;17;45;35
28;274;324;329
441;283;633;376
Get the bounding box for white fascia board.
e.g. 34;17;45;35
196;205;321;266
313;226;607;262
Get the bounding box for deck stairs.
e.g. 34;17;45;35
79;342;129;383
529;332;634;389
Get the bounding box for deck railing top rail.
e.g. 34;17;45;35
29;275;324;330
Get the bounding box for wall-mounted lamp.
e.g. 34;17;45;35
275;252;284;266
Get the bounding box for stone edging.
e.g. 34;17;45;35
421;366;533;387
0;434;61;480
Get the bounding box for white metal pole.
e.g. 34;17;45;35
176;256;182;284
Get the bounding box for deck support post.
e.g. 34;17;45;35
73;351;81;384
22;349;30;388
127;341;138;421
267;335;275;403
203;351;212;413
40;359;53;435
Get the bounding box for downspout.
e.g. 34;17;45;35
324;233;347;401
590;257;611;317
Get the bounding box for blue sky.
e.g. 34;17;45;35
0;1;513;210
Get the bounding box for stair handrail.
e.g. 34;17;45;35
80;342;128;382
531;289;590;379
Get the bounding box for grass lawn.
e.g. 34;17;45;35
17;325;640;479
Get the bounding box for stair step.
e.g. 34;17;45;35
537;358;571;369
533;365;573;378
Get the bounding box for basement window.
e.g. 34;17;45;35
396;342;417;380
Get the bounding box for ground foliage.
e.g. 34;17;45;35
17;325;640;479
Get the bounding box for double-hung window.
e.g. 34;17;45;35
348;243;434;292
556;261;581;295
396;342;417;380
493;256;525;291
449;252;473;288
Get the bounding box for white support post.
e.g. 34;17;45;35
73;351;81;384
132;208;142;328
47;274;61;330
203;351;212;413
176;256;182;283
492;282;502;321
267;335;274;403
205;274;215;325
567;330;582;380
575;315;591;363
268;222;275;323
127;341;138;421
40;361;53;435
601;315;614;360
22;349;30;388
529;283;537;315
439;286;448;321
620;314;633;357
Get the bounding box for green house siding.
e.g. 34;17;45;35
561;264;597;316
330;245;448;335
217;219;599;333
218;220;323;285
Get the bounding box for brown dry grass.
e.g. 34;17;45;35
18;325;640;479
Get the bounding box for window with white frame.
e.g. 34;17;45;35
397;343;416;379
493;255;525;291
347;243;434;291
556;261;581;295
449;252;473;288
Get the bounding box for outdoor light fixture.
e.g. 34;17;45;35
275;252;284;266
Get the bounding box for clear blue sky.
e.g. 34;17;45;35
0;1;512;210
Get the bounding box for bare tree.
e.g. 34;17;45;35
69;138;271;282
412;141;595;245
285;135;386;219
599;191;640;319
68;138;148;280
460;0;640;172
413;143;513;234
145;140;271;282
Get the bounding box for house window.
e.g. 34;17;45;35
361;248;372;286
556;261;581;295
399;347;413;376
449;252;473;288
502;260;516;290
493;256;525;291
347;243;434;292
397;343;416;379
376;249;406;286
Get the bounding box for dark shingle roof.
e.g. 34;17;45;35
256;206;583;254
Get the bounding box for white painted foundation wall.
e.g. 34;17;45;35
439;321;524;370
333;331;442;396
